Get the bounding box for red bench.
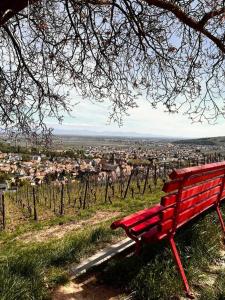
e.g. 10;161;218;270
111;162;225;298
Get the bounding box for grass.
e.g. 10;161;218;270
0;224;122;299
0;181;163;300
198;269;225;300
1;180;225;299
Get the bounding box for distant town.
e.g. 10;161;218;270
0;135;224;190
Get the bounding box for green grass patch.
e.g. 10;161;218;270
2;181;224;299
0;222;122;299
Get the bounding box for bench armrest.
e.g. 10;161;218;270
111;204;163;230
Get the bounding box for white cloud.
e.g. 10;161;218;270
47;96;225;138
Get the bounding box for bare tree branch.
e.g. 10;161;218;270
0;0;225;142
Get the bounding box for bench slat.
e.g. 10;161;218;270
159;218;173;233
170;161;225;180
160;207;175;220
161;177;223;206
159;195;218;234
177;195;217;225
181;179;222;201
163;169;225;193
130;216;161;235
161;194;177;207
130;207;177;236
179;186;220;212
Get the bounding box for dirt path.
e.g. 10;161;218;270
15;211;120;243
52;274;124;300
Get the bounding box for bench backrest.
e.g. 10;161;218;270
159;161;225;236
111;162;225;243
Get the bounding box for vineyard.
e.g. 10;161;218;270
0;156;224;300
3;175;160;231
0;153;224;231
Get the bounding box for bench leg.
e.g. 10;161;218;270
135;241;141;255
169;237;194;299
216;205;225;234
125;231;142;255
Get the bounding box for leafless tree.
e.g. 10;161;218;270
1;0;225;140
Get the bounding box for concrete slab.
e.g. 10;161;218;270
70;238;135;278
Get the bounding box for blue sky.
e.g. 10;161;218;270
46;94;225;138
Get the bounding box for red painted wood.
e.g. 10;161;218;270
158;218;173;233
142;194;225;244
161;194;177;207
162;179;182;193
181;178;222;200
163;169;225;193
141;225;160;242
161;177;222;206
153;232;168;241
179;187;220;212
160;207;175;220
110;204;163;229
177;195;217;225
130;216;160;235
159;194;219;234
169;161;225;180
221;189;225;199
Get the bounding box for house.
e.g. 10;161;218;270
32;155;41;162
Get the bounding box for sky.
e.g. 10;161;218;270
46;94;225;139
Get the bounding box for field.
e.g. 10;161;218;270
51;135;173;150
4;134;172;151
0;177;164;299
0;177;225;299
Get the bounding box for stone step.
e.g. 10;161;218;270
70;238;135;278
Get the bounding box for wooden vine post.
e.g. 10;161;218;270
1;193;5;230
32;185;38;221
105;175;109;203
124;169;133;199
154;164;158;189
67;183;71;205
60;182;64;215
142;166;150;195
83;176;89;209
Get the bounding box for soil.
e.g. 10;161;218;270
52;273;124;300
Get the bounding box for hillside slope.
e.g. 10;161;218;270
174;136;225;146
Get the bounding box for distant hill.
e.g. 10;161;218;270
53;129;178;140
174;136;225;146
